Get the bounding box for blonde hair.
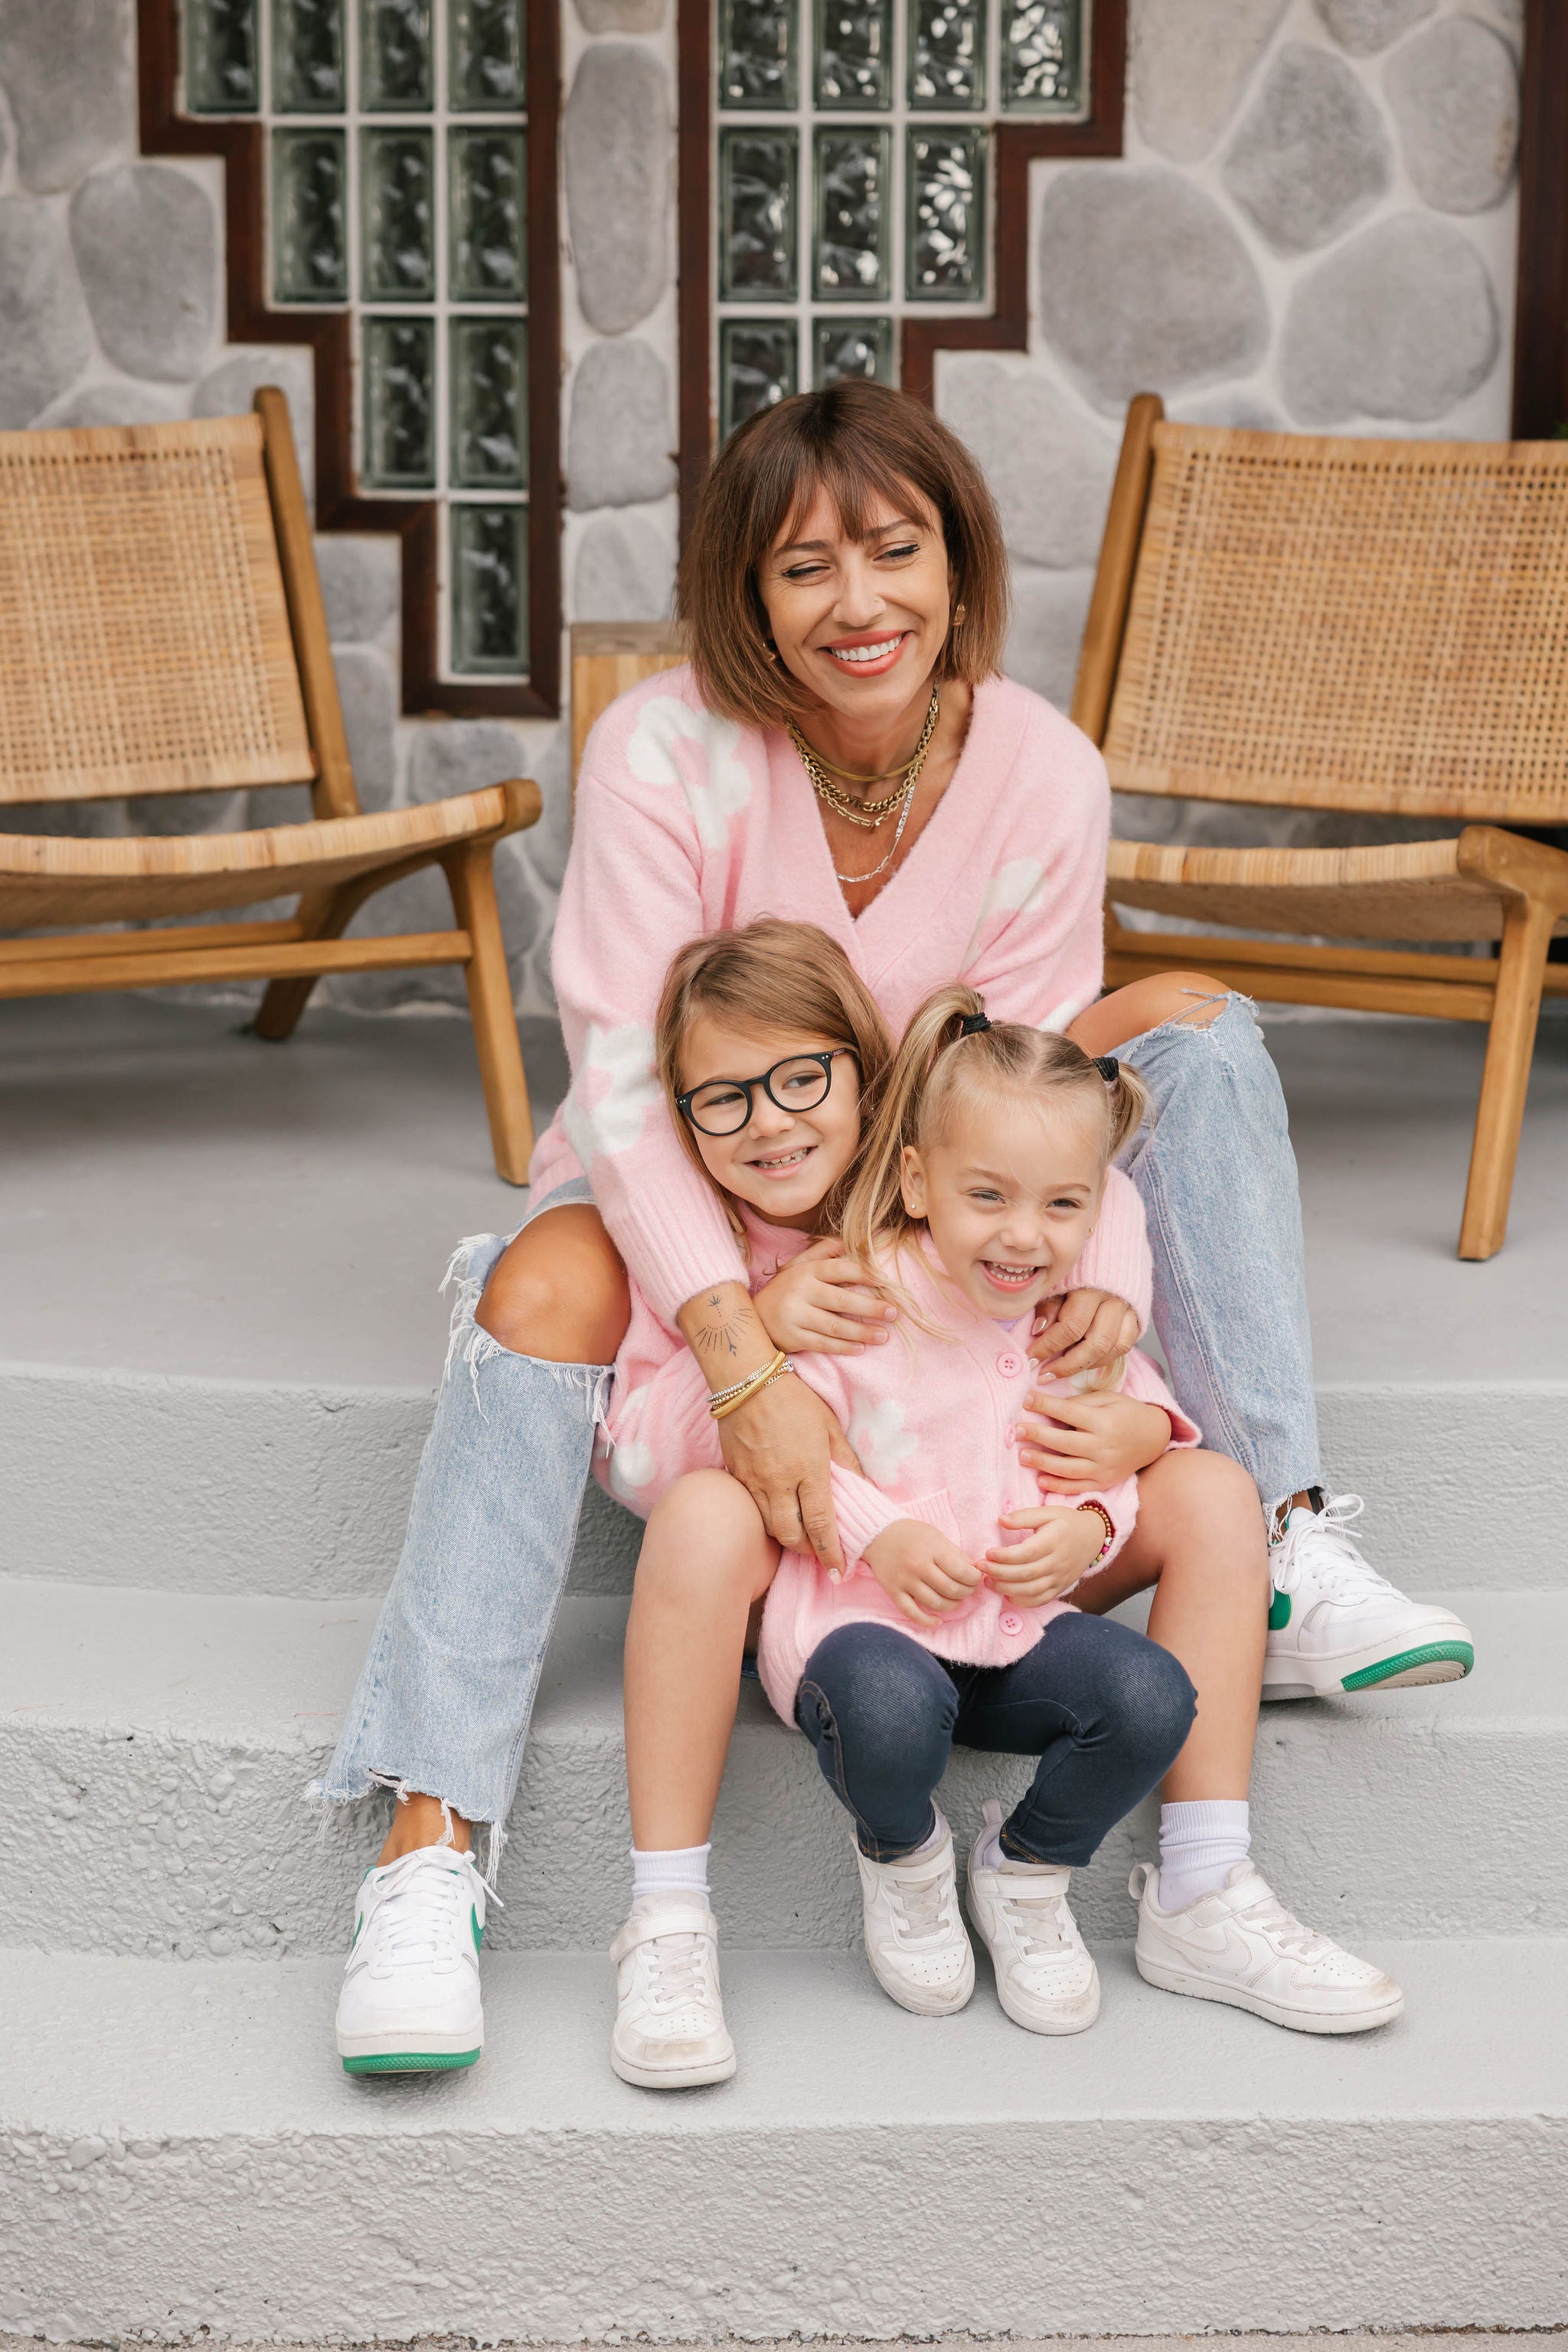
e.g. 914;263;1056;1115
654;919;894;1243
841;982;1152;1277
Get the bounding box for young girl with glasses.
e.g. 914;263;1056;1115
600;920;1404;2088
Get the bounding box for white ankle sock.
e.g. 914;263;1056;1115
630;1842;710;1905
893;1815;944;1863
1158;1800;1250;1910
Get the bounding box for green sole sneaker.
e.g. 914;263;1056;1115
341;2048;481;2074
1341;1638;1475;1692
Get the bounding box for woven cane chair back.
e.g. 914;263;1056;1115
1102;423;1568;826
0;414;315;806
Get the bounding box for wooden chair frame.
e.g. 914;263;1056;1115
0;390;542;1182
1073;394;1568;1262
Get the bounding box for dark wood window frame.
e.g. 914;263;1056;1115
1511;0;1568;440
138;0;561;718
676;0;1127;537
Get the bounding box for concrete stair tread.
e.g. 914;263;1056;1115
5;1583;1563;1953
8;1939;1564;2337
4;1937;1564;2138
2;1579;1560;1742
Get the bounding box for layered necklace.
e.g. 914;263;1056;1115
789;686;941;887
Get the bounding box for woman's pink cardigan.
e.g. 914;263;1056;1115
531;664;1116;1327
593;1175;1199;1726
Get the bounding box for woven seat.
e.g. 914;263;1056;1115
0;396;541;1181
1076;398;1568;1259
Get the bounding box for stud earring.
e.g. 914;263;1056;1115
952;603;967;626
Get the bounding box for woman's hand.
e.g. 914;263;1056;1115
753;1237;897;1356
680;1279;861;1566
863;1520;983;1627
985;1505;1106;1606
716;1371;861;1570
1030;1289;1141;1380
1015;1390;1173;1493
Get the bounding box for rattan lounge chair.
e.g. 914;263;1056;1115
0;390;541;1181
1079;394;1568;1260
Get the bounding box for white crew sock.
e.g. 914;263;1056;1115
630;1841;710;1906
1158;1799;1250;1910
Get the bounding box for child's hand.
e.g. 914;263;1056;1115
754;1237;897;1356
1030;1289;1142;1378
863;1519;983;1627
1015;1390;1172;1492
985;1505;1106;1606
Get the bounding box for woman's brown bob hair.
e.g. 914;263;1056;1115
654;917;894;1244
677;379;1010;731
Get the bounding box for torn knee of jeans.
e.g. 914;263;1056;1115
440;1260;616;1428
1168;987;1236;1028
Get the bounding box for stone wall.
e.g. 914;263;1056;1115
0;0;681;1021
939;0;1522;859
0;0;1524;1002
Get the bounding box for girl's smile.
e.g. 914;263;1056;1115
899;1096;1105;1321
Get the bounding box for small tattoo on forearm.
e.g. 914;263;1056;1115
691;1292;750;1361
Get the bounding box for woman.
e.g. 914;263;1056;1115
322;382;1469;2076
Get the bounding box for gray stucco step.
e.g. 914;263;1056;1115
2;1580;1557;1955
5;1357;1565;1599
0;1937;1562;2341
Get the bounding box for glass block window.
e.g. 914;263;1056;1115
180;0;532;682
714;0;1088;437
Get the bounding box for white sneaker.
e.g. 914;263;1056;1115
854;1810;975;2017
335;1843;488;2074
1266;1493;1474;1699
1131;1860;1404;2035
609;1894;737;2089
965;1798;1099;2035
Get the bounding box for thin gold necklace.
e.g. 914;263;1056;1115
790;688;941;829
791;688;941;886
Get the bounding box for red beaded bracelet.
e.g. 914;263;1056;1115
1076;1500;1116;1564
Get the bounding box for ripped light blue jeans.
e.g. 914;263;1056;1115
317;993;1318;1842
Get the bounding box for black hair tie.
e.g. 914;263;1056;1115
958;1011;991;1037
1093;1054;1120;1083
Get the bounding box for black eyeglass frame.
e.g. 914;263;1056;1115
676;1047;858;1137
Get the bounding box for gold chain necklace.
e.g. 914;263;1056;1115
790;689;941;830
791;688;941;887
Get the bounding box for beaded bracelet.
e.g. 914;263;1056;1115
705;1361;773;1409
709;1348;791;1420
1076;1499;1117;1564
713;1362;794;1420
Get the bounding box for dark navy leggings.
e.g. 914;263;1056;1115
795;1612;1197;1864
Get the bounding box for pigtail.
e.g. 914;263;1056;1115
1101;1058;1152;1159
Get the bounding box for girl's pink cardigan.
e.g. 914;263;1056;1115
593;1172;1199;1726
531;664;1116;1327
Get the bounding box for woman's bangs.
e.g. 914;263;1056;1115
775;449;939;560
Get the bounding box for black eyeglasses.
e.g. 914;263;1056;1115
677;1049;857;1138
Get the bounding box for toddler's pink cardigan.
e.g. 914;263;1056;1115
531;664;1119;1327
593;1174;1199;1727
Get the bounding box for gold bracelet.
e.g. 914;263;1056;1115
1076;1500;1117;1563
708;1349;789;1420
713;1363;794;1421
